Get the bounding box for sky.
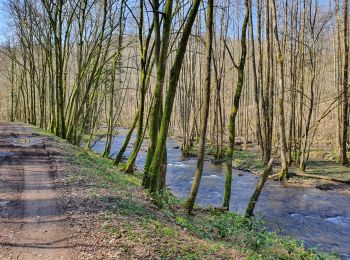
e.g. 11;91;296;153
0;0;12;43
0;0;338;44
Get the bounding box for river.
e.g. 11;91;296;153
88;129;350;258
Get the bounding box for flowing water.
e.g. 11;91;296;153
89;129;350;258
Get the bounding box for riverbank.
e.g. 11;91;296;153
29;124;336;259
187;141;350;191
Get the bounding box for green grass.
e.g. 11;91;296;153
231;149;265;172
303;160;350;180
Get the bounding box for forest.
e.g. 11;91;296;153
0;0;350;259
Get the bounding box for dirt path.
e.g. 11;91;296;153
0;123;72;260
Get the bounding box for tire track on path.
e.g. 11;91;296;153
0;123;72;260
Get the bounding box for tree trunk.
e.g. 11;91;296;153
245;158;274;218
184;0;214;212
222;0;249;210
148;0;201;195
340;0;349;165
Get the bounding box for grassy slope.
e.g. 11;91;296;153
33;126;336;259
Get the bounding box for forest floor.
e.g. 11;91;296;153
231;147;350;189
0;123;337;259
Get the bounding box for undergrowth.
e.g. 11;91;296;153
67;148;336;259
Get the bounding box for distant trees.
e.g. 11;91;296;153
271;0;288;179
254;0;274;165
3;0;126;142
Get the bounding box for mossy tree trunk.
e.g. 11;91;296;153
245;158;274;218
340;0;349;165
148;0;201;195
222;0;249;210
143;0;173;188
124;0;155;173
183;0;214;212
114;113;139;166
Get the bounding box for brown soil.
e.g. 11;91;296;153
0;123;121;259
0;123;73;259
